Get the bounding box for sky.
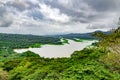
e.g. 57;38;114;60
0;0;120;35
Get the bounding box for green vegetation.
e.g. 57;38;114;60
0;24;120;79
0;68;8;80
60;38;69;44
72;38;83;42
92;27;120;73
0;33;61;49
30;43;42;48
1;48;120;80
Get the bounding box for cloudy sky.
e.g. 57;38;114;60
0;0;120;35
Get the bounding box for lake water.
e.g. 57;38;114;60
14;40;95;58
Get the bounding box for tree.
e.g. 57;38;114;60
92;31;107;40
118;17;120;27
114;17;120;33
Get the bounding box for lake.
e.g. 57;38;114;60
14;39;95;58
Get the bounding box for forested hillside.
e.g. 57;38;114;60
0;33;61;48
0;28;120;80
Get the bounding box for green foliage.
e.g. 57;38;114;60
60;38;69;44
0;48;15;62
0;33;61;49
92;31;107;40
72;38;83;42
1;26;120;80
92;27;120;73
71;48;104;59
0;69;9;80
3;60;22;72
19;51;40;58
2;48;120;80
100;52;120;73
30;43;42;48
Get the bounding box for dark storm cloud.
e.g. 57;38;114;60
84;0;119;12
0;6;7;16
39;0;120;23
0;20;12;27
26;9;44;20
0;5;13;27
40;0;90;23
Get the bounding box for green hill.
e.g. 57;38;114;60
0;33;61;49
0;28;120;80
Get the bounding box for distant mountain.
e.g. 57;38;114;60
49;31;111;39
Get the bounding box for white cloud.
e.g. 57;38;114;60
0;0;120;35
58;0;69;5
25;0;39;4
0;0;14;4
39;3;70;23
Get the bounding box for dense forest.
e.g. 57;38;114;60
0;33;61;49
0;27;120;80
